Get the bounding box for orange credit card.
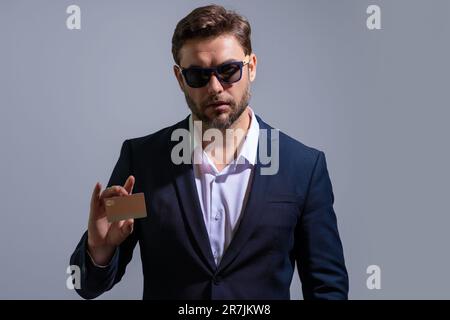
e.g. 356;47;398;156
104;192;147;222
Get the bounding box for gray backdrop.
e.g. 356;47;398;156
1;0;449;299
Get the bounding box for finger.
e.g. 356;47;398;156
108;220;133;245
108;221;123;235
123;175;135;195
124;218;134;227
90;182;102;206
100;185;128;200
115;219;132;231
120;219;134;236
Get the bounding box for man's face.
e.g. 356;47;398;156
174;35;257;130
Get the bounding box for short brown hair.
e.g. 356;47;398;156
171;4;252;66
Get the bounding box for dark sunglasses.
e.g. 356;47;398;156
176;58;250;88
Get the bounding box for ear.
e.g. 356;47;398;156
173;65;185;92
248;53;257;82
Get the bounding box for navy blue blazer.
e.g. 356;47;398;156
70;114;348;300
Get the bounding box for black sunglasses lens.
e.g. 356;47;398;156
184;69;210;88
218;63;242;83
183;62;243;88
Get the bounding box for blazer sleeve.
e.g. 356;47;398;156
69;139;139;299
295;151;349;299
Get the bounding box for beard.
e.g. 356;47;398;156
183;83;251;130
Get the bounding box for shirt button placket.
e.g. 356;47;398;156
210;176;221;265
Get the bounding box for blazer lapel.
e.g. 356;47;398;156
168;117;216;272
217;117;275;273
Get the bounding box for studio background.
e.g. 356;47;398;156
1;0;449;299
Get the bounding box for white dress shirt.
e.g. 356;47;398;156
190;107;260;266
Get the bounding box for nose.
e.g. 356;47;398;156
206;72;224;95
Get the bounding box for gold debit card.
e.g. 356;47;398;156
104;192;147;222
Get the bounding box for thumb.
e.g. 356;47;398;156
123;175;135;195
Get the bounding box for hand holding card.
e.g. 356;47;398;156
88;175;138;266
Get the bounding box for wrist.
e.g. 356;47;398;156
87;240;116;266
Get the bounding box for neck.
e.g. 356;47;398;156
195;107;252;167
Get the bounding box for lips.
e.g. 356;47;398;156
207;101;229;108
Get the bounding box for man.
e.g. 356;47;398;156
70;4;348;300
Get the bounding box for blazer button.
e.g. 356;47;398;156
213;276;222;285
